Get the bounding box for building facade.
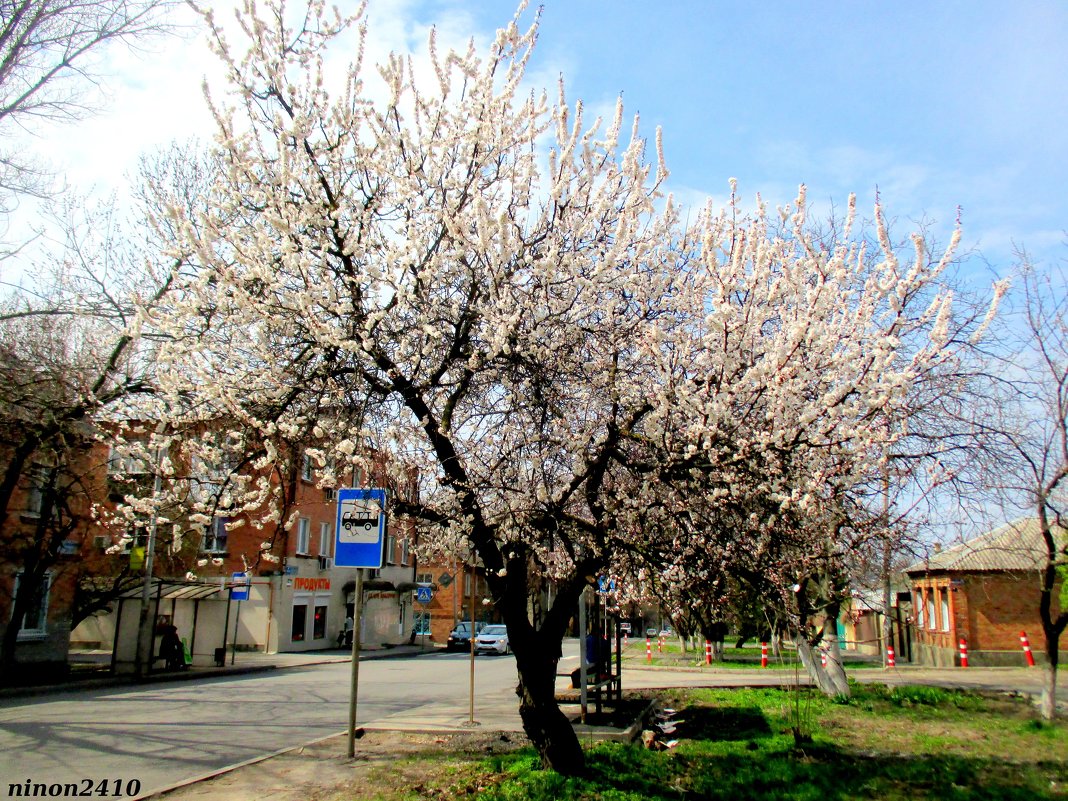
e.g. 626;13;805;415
905;520;1065;667
71;443;424;663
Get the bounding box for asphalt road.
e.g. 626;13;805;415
0;653;519;799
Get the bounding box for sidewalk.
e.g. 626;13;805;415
0;643;442;700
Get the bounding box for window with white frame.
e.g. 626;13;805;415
385;534;396;564
296;517;311;554
940;591;951;632
301;452;314;482
914;591;924;628
416;571;433;585
24;464;49;517
12;572;50;638
400;537;410;566
319;522;332;556
108;440;151;475
202;517;229;553
926;593;936;631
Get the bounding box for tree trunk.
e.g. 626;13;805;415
794;633;849;698
794;636;837;696
823;616;851;697
0;564;44;684
1041;661;1057;721
513;647;585;775
1041;627;1060;721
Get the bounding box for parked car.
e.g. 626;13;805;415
646;627;658;637
446;621;485;652
474;624;510;655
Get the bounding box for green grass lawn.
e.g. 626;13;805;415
443;684;1068;800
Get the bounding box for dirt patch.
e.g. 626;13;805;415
157;729;529;801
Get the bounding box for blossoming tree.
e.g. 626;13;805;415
144;1;998;772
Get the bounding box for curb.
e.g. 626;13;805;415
0;647;441;701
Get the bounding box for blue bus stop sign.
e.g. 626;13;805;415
334;488;386;568
231;572;250;601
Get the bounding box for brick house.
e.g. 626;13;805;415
905;519;1065;667
72;441;424;665
409;556;494;647
0;437;129;679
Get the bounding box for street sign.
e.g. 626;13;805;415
416;585;433;604
231;571;250;601
334;488;386;568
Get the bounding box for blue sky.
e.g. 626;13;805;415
24;1;1068;282
435;1;1067;277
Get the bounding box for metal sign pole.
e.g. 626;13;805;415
347;568;365;759
231;600;241;665
579;587;588;723
420;600;426;650
466;554;479;727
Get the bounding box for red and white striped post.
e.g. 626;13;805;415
705;639;712;665
959;636;969;668
646;636;652;663
1020;631;1036;667
886;644;896;668
761;641;768;668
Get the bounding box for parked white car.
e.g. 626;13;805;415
474;624;510;655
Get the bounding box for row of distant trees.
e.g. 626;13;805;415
0;0;1064;774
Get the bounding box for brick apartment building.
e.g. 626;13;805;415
64;438;428;668
905;519;1066;667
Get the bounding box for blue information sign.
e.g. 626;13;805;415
334;488;387;568
416;585;433;604
231;572;250;601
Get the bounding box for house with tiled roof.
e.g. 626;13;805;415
904;519;1065;667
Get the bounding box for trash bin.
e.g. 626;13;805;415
214;647;225;667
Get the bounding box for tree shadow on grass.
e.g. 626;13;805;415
671;704;774;742
581;739;1068;801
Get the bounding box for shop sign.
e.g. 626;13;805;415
293;577;331;592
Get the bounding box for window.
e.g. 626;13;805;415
386;534;396;564
108;440;152;475
301;453;314;482
416;572;433;586
941;591;951;632
313;604;328;640
926;593;936;631
296;518;311;555
914;591;924;628
25;465;49;517
12;572;50;638
323;487;335;502
319;522;332;557
413;611;431;636
202;517;229;553
291;603;307;641
400;538;410;566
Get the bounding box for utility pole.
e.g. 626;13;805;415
134;436;165;679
